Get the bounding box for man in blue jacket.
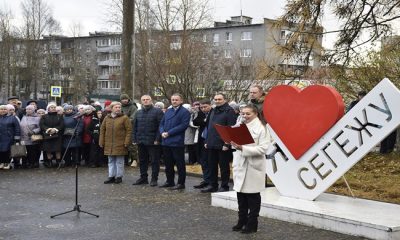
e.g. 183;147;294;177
201;93;237;193
132;95;164;186
159;93;190;190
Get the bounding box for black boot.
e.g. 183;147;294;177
232;220;246;231
241;218;258;234
104;177;115;184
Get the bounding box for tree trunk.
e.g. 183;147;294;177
122;0;134;97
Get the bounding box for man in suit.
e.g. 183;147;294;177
159;93;190;190
202;93;237;193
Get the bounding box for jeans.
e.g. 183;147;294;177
108;155;125;178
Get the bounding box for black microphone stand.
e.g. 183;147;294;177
51;114;99;218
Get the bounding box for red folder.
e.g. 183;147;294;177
214;124;255;145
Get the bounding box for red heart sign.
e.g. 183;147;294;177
264;85;344;159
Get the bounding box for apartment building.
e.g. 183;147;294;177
0;16;322;103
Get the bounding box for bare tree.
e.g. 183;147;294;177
19;0;61;99
0;9;19;101
277;0;400;67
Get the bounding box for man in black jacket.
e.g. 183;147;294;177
132;95;164;186
201;93;237;193
192;99;212;189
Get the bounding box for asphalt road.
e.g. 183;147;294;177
0;166;368;240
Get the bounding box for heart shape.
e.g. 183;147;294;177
264;85;344;159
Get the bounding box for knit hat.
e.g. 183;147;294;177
46;102;57;111
104;100;112;108
120;94;130;100
63;104;74;111
109;101;121;110
6;104;15;110
25;105;36;111
154;102;164;109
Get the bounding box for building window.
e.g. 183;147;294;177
226;32;232;41
110;37;121;45
240;49;252;58
241;31;252;40
212;49;219;59
224;49;232;58
241;66;250;78
98;80;121;89
213;33;220;46
98;81;108;89
202;34;207;42
224;66;232;76
109;80;120;89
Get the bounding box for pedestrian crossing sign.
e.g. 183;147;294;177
50;86;62;97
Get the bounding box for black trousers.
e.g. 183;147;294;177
380;130;397;154
187;144;197;164
89;143;106;167
138;144;161;180
0;151;10;163
237;192;261;229
163;146;186;185
24;144;41;167
64;147;80;166
207;148;231;189
81;143;91;164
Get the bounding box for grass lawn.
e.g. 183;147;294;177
186;152;400;204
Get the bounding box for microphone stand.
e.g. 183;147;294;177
51;114;99;218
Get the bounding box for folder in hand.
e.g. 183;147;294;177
214;124;254;145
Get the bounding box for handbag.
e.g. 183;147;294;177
10;143;27;158
31;134;43;142
63;128;75;136
43;133;59;140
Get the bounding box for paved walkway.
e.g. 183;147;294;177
0;167;367;240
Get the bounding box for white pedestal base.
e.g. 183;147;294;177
211;188;400;240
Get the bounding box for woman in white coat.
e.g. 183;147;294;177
230;104;271;234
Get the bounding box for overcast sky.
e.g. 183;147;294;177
2;0;345;48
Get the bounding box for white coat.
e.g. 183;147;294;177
232;117;271;193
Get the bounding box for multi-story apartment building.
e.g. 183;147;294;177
0;16;322;103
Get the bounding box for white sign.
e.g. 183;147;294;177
266;78;400;200
50;86;62;97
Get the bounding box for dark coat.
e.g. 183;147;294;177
159;106;190;147
0;115;21;152
205;102;237;149
88;116;101;145
99;113;132;156
133;105;164;145
62;113;84;148
121;101;138;125
39;112;64;152
192;110;207;139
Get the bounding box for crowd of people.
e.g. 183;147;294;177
3;84;394;234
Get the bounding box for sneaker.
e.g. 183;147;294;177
3;163;11;170
0;163;4;169
130;160;138;167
